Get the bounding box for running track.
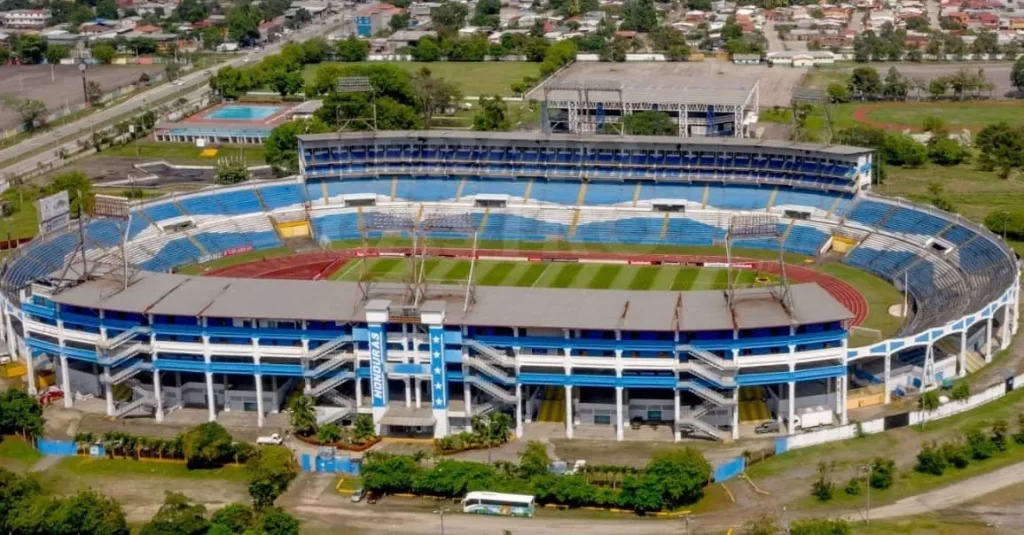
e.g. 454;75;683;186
205;248;869;326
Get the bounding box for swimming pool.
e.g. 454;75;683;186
205;105;281;121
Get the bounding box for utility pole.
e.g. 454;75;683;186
433;508;450;535
863;463;871;525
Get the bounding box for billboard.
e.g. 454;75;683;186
37;190;70;236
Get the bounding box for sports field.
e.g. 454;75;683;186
331;257;776;291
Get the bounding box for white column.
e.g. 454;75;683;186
222;374;229;411
883;351;892;404
731;399;739;440
25;350;38;396
153;370;164;422
60;355;72;408
255;375;265;428
1002;305;1011;350
787;381;796;434
515;383;523;439
270;375;279;413
959;330;967;377
205;371;216;421
840;377;848;425
986;317;994;362
404;377;411;407
564;385;573;439
524;385;533;423
464;379;472;418
615;386;624;441
104;367;114;416
673;389;681;442
4;308;16;359
414;378;422;408
355;377;362;409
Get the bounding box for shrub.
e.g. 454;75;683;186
940;440;971;469
843;477;861;496
869;457;895;490
992;419;1009;452
950;381;970;401
316;424;341;444
967;429;996;460
915;442;947;475
790;518;852;535
810;461;835;502
181;422;234;469
1013;414;1024;445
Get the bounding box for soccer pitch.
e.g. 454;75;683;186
331;258;776;291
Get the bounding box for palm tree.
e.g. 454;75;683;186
289;395;317;437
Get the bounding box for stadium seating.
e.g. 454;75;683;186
179;190;263;217
138;238;203;272
258;184;305;211
705;185;772;210
636;183;704;204
142;202;185;223
394;177;461;202
583;182;636;205
879;207;949;237
783;225;830;256
531;181;583;205
845;200;894;227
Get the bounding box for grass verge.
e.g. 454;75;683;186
0;435;43;470
54;455;249;483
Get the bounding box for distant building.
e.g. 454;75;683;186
356;3;404;37
3;9;51;29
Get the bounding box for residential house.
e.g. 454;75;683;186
356;3;404;37
3;9;50;28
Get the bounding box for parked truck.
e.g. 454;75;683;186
791;406;833;430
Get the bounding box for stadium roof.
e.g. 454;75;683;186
49;274;852;331
298;131;872;156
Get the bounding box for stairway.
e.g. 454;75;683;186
677;345;737;370
677;410;722;440
677;361;736;388
464;376;515;404
308;371;355;397
99;341;149;368
660;213;671;240
463;339;514;366
477;208;490;234
184;232;209;257
102;361;152;385
537;386;564;422
568;209;582;238
464;356;514;385
677;381;736;406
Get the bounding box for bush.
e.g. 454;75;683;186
869;457;895;489
950;381;970;401
915;442;947;475
843;477;861;496
245;445;298;510
967;429;996;460
984;208;1024;241
941;440;971;469
790;518;852;535
181;422;234;469
992;419;1009;452
810;461;835;502
927;137;968;165
1014;414;1024;445
881;134;928;167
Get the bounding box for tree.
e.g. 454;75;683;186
744;512;779;535
49;170;93;216
44;45;69;66
985;208;1024;240
201;27;224;50
270;70;304;97
226;4;262;46
928;77;949;99
92;43;118;64
619;0;658;32
176;0;210;23
17;34;48;64
258;507;300;535
181;422;234;468
1012;54;1024;96
413;68;462;127
927;137;966;166
847;66;882;98
835;125;887;149
637;448;711;509
966;429;996;460
810;461;836;502
97;0;119;19
927;182;956;212
245;445;297;509
620;110;676;136
950;381;970;401
265;119;331;176
287;395;316;436
519;440;551;479
472;0;500;27
431;2;469;36
410;36;442;61
389;12;411;31
0;389;44;437
0;468;43;533
85;81;104;107
139;492;208;535
353;414;377;443
473;94;511;131
827;83;850;103
215;159;250;185
992;419;1009;452
975;122;1024;177
362;452;424;495
918;390;941;429
882;66;909;100
210;503;255;533
336;36;370;62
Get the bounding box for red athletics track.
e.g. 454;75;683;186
205;248;869;327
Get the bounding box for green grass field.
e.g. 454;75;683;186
100;141;267;165
333;257;777;291
303;62;543;96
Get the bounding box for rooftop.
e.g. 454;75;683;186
48;273;852;331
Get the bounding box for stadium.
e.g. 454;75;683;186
1;131;1018;442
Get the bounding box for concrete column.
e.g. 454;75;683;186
564;385;573;439
673;389;681;442
1002;305;1011;350
25;349;37;396
404;378;411;408
525;385;533;423
153;370;164;422
515;383;523;439
787;381;796;434
414;378;422;408
355;377;362;409
959;330;967;377
615;386;624;441
205;372;216;421
986;317;994;362
839;377;848;425
104;367;114;416
255;374;265;428
270;375;279;413
4;307;16;358
464;380;472;418
222;374;229;411
60;355;72;408
883;352;892;404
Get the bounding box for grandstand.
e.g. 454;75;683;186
0;132;1017;443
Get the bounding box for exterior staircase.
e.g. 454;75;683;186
307;371;355;397
677;380;736;406
102;361;152;385
465;376;516;404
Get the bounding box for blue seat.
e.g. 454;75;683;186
259;184;305;210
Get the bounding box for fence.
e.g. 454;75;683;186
775;372;1024;454
35;438;77;456
713;455;745;482
300;453;361;475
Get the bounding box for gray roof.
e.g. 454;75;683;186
48;272;852;331
298;131;873;157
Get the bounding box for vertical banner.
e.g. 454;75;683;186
367;323;388;408
429;326;448;409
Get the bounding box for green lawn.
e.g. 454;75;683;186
334;257;777;292
0;435;42;470
303;62;543;96
55;456;249;483
100;141;267;165
175;246;296;275
813;263;904;343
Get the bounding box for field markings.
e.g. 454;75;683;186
521;263;550;288
332;258;363;281
550;264;583;288
651;267;680;291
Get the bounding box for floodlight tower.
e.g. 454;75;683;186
724;214;793;314
335;76;378;132
790;88;833;144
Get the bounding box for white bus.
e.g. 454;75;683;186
460;491;535;518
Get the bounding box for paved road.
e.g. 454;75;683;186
865;461;1024;520
0;14;347;179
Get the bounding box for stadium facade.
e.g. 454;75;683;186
1;132;1017;442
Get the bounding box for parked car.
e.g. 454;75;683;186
366;495;378;505
256;433;283;445
351;488;365;503
754;420;780;434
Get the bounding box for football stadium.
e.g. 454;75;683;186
1;131;1018;442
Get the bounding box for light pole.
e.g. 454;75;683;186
79;63;88;107
862;463;871;525
433;508;450;535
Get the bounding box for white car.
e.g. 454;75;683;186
173;80;183;86
256;433;283;445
